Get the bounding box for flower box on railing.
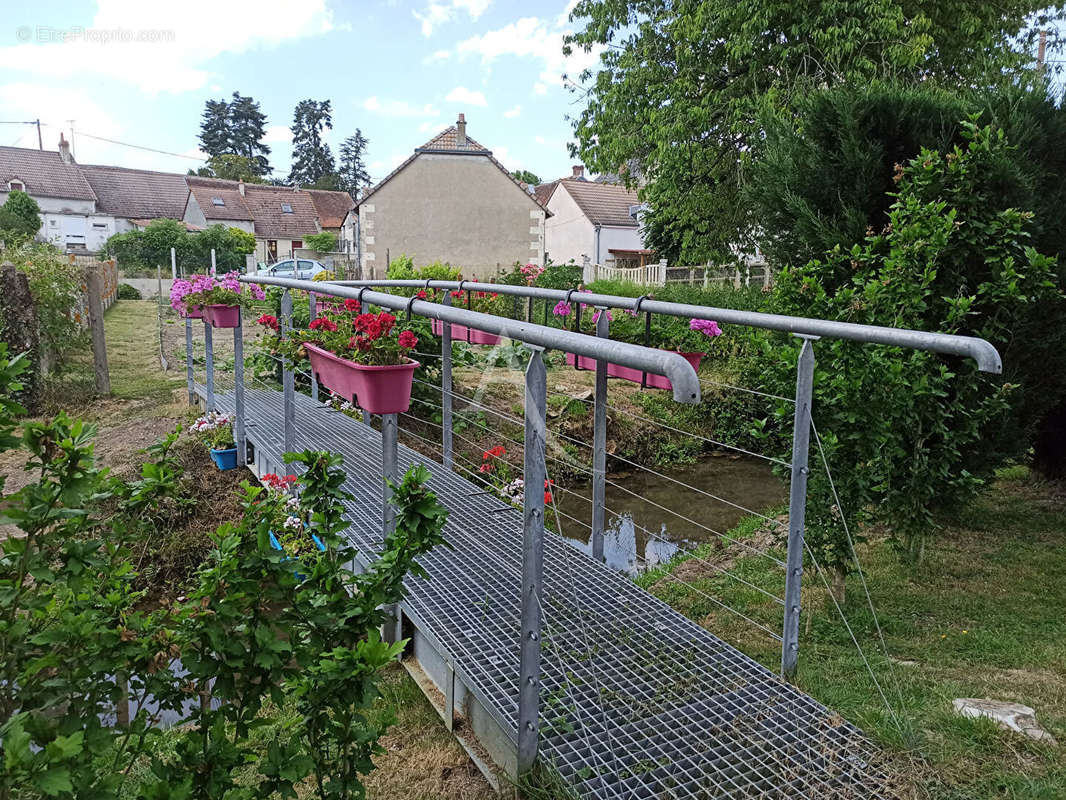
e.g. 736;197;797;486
565;351;704;391
184;305;203;320
203;304;241;328
431;318;502;346
304;343;418;414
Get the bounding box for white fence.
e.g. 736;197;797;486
581;256;771;288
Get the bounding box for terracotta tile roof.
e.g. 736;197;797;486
0;146;96;201
533;180;559;208
242;184;320;239
81;163;188;220
558;178;640;227
306;188;355;229
416;126;490;153
185;177;253;222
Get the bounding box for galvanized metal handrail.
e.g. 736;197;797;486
328;278;1003;373
239;275;702;403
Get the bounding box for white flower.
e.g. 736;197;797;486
285;496;301;510
283;516;302;530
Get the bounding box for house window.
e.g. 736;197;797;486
211;197;225;206
92;223;107;229
7;180;25;192
267;240;278;262
291;240;303;250
281;203;293;214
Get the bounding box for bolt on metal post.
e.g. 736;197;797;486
185;317;194;404
517;347;547;776
309;292;319;402
441;290;453;469
281;290;295;453
781;336;816;681
233;313;246;463
591;307;609;561
204;320;215;412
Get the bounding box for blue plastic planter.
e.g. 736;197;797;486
210;447;239;470
269;530;326;580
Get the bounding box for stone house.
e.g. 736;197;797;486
357;113;547;278
537;168;652;267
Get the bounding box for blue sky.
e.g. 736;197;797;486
0;0;597;185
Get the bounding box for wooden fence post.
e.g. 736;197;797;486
85;267;111;396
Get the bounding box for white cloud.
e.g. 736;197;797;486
556;0;580;27
503;105;522;118
493;144;521;170
413;0;492;36
424;48;451;63
363;96;441;117
418;120;442;133
445;86;487;106
0;0;337;94
455;14;602;95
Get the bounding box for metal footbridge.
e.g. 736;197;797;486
183;274;1001;799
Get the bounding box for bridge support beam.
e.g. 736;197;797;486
441;291;453;469
309;292;319;402
185;317;194;405
782;335;816;680
281;290;295;453
591;307;609;562
204;320;215;412
233;314;246;463
518;347;546;776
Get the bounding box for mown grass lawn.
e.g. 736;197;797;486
640;471;1066;799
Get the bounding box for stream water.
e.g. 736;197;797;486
553;455;786;574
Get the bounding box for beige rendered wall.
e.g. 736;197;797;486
360;153;545;279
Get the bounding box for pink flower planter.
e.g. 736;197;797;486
304;343;419;414
203;304;241;328
184;305;203;319
431;318;502;346
565;351;704;391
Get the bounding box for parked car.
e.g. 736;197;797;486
254;258;328;281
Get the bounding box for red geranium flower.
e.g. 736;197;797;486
309;317;338;332
416;289;427;299
365;320;382;339
378;312;396;334
398;330;418;349
479;463;494;473
256;314;279;331
344;298;361;312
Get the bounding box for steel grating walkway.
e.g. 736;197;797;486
204;385;895;799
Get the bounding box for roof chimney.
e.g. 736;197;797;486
572;164;585;179
58;133;73;165
238;178;245;196
456;113;467;147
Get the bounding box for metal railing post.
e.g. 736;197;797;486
233;312;246;464
381;411;401;646
204;320;215;412
441;291;453;468
185;317;194;404
591;308;609;561
309;291;319;402
517;347;547;775
781;336;816;680
281;289;295;453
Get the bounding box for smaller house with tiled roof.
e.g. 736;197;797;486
184;177;340;265
0;136;116;251
537;167;652;268
357;113;546;278
80;163;190;232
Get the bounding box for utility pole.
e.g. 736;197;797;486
35;119;42;150
1038;30;1048;76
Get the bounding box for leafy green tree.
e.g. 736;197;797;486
0;190;42;242
198;98;230;158
189;224;256;272
193;154;267;183
760;123;1061;584
338;130;371;198
289;99;336;186
565;0;1063;261
511;169;541;185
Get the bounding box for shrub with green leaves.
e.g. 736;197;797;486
0;337;449;798
0;190;42;243
1;242;85;363
762;121;1061;578
305;230;337;253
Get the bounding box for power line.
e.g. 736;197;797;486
65;128;208;162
